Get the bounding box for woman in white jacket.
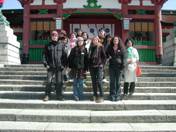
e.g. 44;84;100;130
123;39;139;97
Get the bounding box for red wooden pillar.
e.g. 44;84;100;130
54;0;66;32
155;6;163;63
23;2;30;55
119;0;131;42
152;0;166;63
19;0;33;63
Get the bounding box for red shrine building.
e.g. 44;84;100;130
4;0;172;64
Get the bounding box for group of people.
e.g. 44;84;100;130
42;28;139;103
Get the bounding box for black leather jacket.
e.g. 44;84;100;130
106;45;125;69
43;41;67;70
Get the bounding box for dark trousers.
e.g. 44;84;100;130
123;82;135;95
90;67;104;97
45;68;63;98
109;67;122;99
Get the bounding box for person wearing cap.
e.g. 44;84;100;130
58;29;67;41
43;30;68;101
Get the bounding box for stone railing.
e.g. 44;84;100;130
162;27;176;66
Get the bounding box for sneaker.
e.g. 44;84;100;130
96;97;104;103
123;94;128;99
90;96;96;101
57;96;65;101
115;97;121;101
110;96;115;102
43;96;49;101
68;79;73;83
129;92;134;96
83;83;87;88
102;78;109;83
74;96;79;101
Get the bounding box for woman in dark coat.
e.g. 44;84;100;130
106;36;125;101
88;36;106;103
68;37;88;101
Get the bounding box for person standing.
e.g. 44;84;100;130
76;29;83;38
123;38;139;97
98;29;109;84
82;32;91;89
82;32;91;53
106;36;125;101
69;32;77;49
43;30;67;101
68;37;88;101
88;36;106;103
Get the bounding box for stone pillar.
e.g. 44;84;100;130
0;3;21;65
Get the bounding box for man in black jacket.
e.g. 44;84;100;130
43;30;67;101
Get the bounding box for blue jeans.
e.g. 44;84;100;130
90;67;104;97
73;78;84;100
109;66;122;99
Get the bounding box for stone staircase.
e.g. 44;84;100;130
0;64;176;131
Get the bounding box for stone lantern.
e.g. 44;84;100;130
0;0;21;65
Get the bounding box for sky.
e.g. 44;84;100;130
1;0;176;10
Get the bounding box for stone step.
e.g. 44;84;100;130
0;79;45;85
67;81;176;87
0;91;175;100
0;67;46;71
0;122;176;132
141;73;176;77
1;75;176;82
0;85;176;93
4;64;176;69
1;70;176;77
1;67;176;75
0;99;175;110
0;79;176;87
140;65;176;70
0;109;175;123
0;75;46;80
0;64;175;131
4;64;44;68
136;77;176;82
0;71;47;75
1;67;176;73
